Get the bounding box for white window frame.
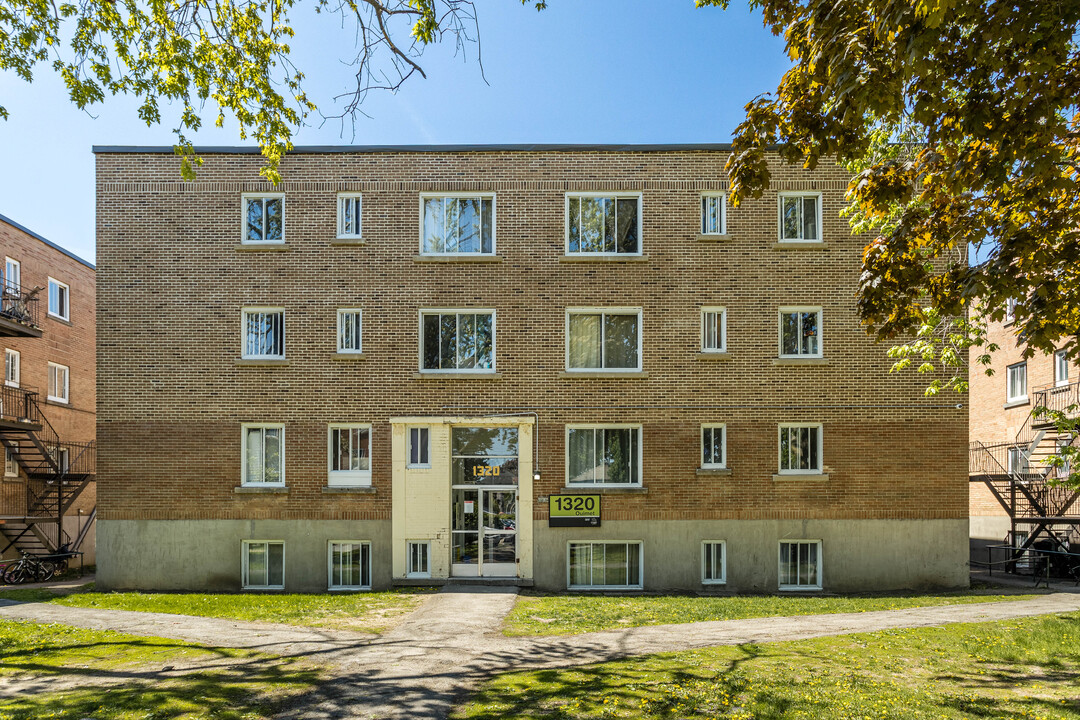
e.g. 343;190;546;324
419;192;496;256
777;191;823;243
566;540;644;590
241;307;285;360
1055;350;1070;387
47;362;68;404
701;540;727;585
565;307;643;372
241;193;285;245
242;540;285;590
3;258;19;294
337;309;363;354
1004;298;1017;324
1007;446;1029;475
1006;362;1028;403
337;193;363;240
4;349;19;388
778;306;823;358
241;423;285;487
700;424;727;470
407;426;431;468
565;192;644;256
777;423;823;475
4;449;18;478
327;540;371;591
406;540;431;579
47;278;69;321
779;539;822;591
327;423;372;486
700;306;727;353
565;424;643;487
417;308;497;374
700;193;727;235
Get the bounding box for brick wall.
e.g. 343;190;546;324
95;148;967;525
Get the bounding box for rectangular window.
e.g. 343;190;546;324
47;362;68;403
1005;298;1017;324
337;193;363;239
779;307;822;358
567;309;641;371
701;194;726;235
4;449;18;478
328;424;371;486
407;541;431;578
337;310;363;353
701;425;726;469
1007;446;1029;475
328;541;371;590
408;427;430;468
1057;438;1073;480
1056;350;1070;387
3;258;19;294
421;194;494;254
568;541;643;589
778;424;822;474
778;193;821;242
566;425;641;486
4;349;19;387
1007;362;1027;402
243;540;284;589
420;310;495;372
47;278;69;321
702;541;726;584
566;193;641;255
701;307;726;353
243;195;284;244
779;540;822;590
242;308;285;359
243;424;284;485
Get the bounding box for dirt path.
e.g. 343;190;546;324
3;589;1080;719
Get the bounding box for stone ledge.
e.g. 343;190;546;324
772;358;829;366
558;371;649;379
772;242;826;250
771;473;830;482
322;486;376;494
235;359;291;367
413;254;504;263
560;486;648;495
696;467;733;476
696;234;732;242
559;254;650;263
331;237;366;246
235;243;290;252
1003;399;1030;410
331;353;366;361
234;485;289;494
695;352;732;360
412;372;503;380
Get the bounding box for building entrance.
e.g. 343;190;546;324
449;427;519;577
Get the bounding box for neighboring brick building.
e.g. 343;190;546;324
969;305;1077;556
95;144;968;593
0;214;96;562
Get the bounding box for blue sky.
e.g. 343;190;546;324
0;1;790;262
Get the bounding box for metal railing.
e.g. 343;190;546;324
1034;379;1080;417
0;286;41;329
978;543;1080;587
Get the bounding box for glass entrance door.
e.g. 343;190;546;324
450;426;519;578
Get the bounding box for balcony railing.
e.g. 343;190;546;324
0;286;41;330
1034;379;1080;418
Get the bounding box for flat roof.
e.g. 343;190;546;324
92;143;737;154
0;213;95;270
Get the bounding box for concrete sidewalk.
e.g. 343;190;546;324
3;587;1080;719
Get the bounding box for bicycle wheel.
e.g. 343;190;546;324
4;563;27;585
32;560;55;583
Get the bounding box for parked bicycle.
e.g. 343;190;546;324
1;553;56;584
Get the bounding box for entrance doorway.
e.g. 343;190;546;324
450;427;519;578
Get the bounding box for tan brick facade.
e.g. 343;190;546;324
0;215;96;560
95;146;968;592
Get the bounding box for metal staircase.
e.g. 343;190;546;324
0;383;95;556
970;379;1080;558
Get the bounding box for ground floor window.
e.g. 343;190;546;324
567;541;642;589
243;540;284;589
702;541;726;584
407;541;431;578
779;540;821;591
328;541;371;590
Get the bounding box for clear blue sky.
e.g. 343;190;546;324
0;1;790;262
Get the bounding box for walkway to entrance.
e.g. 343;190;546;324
3;586;1080;719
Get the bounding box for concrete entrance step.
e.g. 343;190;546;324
393;577;534;588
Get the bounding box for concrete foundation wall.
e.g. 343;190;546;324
97;519;392;592
534;519;970;592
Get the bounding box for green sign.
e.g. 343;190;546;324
549;494;601;527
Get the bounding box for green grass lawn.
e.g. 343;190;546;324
0;585;432;634
458;612;1080;719
0;618;320;719
504;590;1043;636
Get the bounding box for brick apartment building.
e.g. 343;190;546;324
0;214;96;562
969;304;1078;557
95;144;968;593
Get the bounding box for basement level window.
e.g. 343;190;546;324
702;541;726;584
407;541;431;578
242;195;284;244
243;540;284;590
328;541;371;590
779;540;821;591
568;541;643;589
